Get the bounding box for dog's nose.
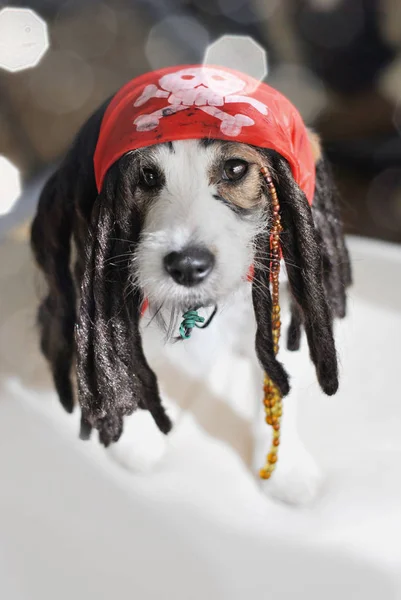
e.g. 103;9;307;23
163;246;215;286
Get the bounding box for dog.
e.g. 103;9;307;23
30;65;351;504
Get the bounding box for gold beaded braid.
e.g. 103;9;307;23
259;166;283;480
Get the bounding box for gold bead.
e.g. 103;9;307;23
259;469;271;480
268;453;277;463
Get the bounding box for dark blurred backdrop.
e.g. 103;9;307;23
1;0;401;242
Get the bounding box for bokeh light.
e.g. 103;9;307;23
0;156;21;217
267;63;327;122
379;56;401;105
299;0;363;48
379;0;401;46
203;35;267;89
307;0;343;10
54;1;118;60
28;50;94;115
0;7;49;73
146;16;209;70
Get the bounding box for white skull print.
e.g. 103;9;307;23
133;67;268;136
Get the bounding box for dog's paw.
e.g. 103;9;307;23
108;410;168;474
257;446;323;506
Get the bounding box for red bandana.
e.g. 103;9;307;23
94;64;315;204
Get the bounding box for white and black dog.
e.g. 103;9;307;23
31;69;351;504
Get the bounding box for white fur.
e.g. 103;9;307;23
135;140;259;317
110;140;321;505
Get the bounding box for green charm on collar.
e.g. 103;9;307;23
179;310;205;340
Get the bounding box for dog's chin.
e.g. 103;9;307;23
145;288;217;315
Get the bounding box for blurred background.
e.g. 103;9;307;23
1;0;401;243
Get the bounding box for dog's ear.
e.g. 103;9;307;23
75;158;171;446
268;152;341;396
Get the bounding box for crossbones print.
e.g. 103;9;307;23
133;67;268;137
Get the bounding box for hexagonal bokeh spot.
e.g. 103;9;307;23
203;35;267;90
0;7;49;72
0;156;21;217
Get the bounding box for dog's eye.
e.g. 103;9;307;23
141;168;160;188
222;159;248;182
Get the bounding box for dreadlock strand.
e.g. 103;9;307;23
312;158;351;319
252;231;290;397
271;154;339;396
287;299;303;351
75;201;101;426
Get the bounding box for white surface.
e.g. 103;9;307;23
1;235;401;599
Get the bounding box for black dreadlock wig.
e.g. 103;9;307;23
31;101;351;446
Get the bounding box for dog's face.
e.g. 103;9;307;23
126;139;268;321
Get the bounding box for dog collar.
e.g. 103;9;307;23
93;64;315;204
